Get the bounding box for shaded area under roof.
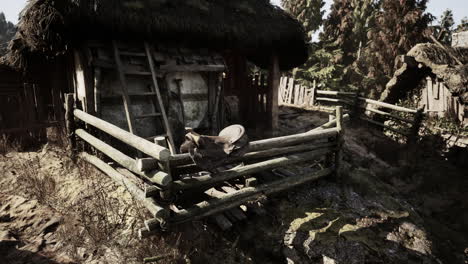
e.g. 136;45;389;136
4;0;308;70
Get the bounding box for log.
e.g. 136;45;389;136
79;152;169;221
359;117;410;137
172;148;333;191
143;254;172;263
64;94;76;150
316;90;358;96
360;105;414;124
74;109;171;161
248;128;338;152
168;168;333;225
313;114;350;131
358;97;417;113
211;214;233;231
335;106;344;181
170;129;338;167
316;97;355;106
75;129;171;186
137;158;159;172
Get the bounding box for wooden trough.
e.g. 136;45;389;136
69;96;345;237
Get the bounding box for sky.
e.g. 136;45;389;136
1;0;467;25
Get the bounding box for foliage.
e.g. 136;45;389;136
357;0;434;99
0;12;16;55
294;0;377;92
281;0;325;39
431;9;455;45
455;16;468;33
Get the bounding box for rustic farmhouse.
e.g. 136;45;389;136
380;43;468;126
3;0;308;149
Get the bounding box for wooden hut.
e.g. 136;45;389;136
381;43;468;126
1;1;345;232
4;0;308;149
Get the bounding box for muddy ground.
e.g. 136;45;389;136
0;106;466;264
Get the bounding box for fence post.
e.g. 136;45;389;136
309;80;316;107
408;107;424;144
334;106;344;182
65;94;77;153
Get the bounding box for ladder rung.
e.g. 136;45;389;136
120;51;146;57
135;113;162;119
124;70;152;76
130;92;157;96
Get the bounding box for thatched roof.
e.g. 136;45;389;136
381;43;468;105
4;0;308;70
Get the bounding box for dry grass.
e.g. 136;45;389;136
15;153;58;205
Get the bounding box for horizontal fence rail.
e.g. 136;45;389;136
279;76;424;143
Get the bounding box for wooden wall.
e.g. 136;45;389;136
420;77;466;124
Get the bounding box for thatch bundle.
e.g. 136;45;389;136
4;0;308;70
382;43;468;105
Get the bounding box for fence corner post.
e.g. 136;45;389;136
335;106;344;182
408;107;424;145
65;93;77;154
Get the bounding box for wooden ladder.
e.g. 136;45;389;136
112;41;176;153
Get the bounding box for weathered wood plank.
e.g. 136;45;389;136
74;109;171;161
359;97;417;113
79;152;169;221
172;148;333;191
75;129;171;186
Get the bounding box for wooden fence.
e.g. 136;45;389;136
0;83;61;139
279;76;424;143
69;92;346;236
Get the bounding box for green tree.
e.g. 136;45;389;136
0;12;16;55
358;0;434;98
281;0;326;39
455;16;468;32
432;9;455;45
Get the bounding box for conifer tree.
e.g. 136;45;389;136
0;12;16;55
358;0;433;98
281;0;325;39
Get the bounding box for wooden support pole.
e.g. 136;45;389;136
359;116;411;137
313;114;350;131
248;127;338;152
137;158;159;172
64;94;76;151
267;54;280;135
75;129;171;186
154;136;173;200
358;97;418;113
408;108;424;144
335;106;344;181
169;168;333;225
74;109;171;161
78;152;169;222
169;128;338;167
359;105;414;124
172;148;333;191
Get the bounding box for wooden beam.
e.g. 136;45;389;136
172;148;333;191
79;152;169;221
74;109;171;161
248;127;338;152
169;128;338;167
358;97;417;113
75;129;171;186
360;105;414;124
169;168;333;225
359;117;410;137
267;54;280;135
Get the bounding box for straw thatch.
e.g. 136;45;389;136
381;43;468;105
4;0;308;70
